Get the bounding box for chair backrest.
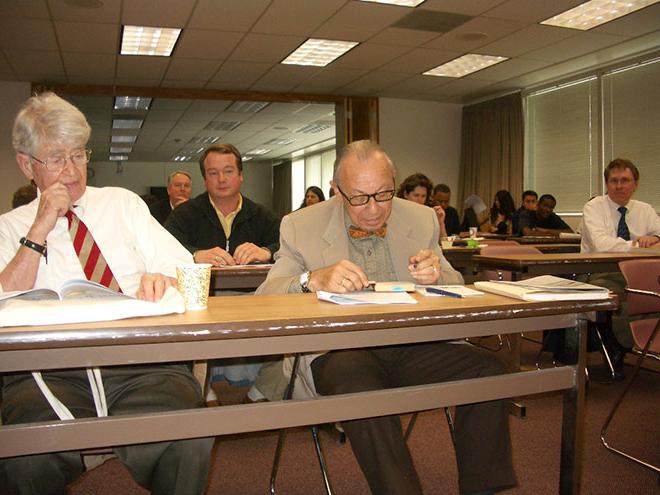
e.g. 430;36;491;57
618;259;660;354
618;259;660;317
479;245;542;281
481;240;520;246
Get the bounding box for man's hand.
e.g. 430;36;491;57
194;247;235;266
433;205;445;224
636;235;660;248
171;195;188;208
308;259;369;293
136;273;176;302
408;249;440;285
28;182;71;242
233;242;271;265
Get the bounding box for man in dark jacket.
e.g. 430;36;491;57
165;144;280;265
149;170;192;225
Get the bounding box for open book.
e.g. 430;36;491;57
474;275;611;301
0;279;185;327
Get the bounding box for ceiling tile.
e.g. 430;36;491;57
483;0;584;23
383;74;450;94
0;0;49;19
211;60;273;86
423;16;527;52
229;33;305;63
421;0;506;16
55;21;119;53
294;67;366;94
189;0;270;31
314;2;410;42
252;0;346;36
174;29;244;60
0;19;58;51
332;42;411;70
62;52;116;78
339;70;410;94
477;24;577;58
524;31;629;63
48;0;121;23
379;47;461;74
161;79;208;89
368;27;441;47
164;58;221;81
4;49;65;81
250;64;319;93
122;0;195;27
465;57;550;82
116;55;170;80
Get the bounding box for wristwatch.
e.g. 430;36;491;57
299;271;312;293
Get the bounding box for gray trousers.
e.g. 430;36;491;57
311;343;517;495
0;364;214;495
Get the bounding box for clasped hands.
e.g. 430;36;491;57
194;243;270;266
306;249;440;293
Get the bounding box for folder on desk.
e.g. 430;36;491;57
474;275;610;302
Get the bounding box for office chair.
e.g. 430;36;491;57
600;259;660;474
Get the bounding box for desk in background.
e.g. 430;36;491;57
0;293;617;493
210;264;271;293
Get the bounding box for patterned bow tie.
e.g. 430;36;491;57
348;225;387;239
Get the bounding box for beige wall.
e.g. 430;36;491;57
379;97;462;208
0;82;31;214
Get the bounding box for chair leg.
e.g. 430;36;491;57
594;327;616;380
404;408;455;446
311;426;334;494
270;354;301;495
600;324;660;474
403;412;418;442
443;407;457;449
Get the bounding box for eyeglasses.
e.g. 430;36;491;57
336;185;395;206
29;149;92;172
607;177;634;186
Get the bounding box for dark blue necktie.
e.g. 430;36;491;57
617;206;630;241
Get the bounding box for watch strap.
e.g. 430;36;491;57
20;236;47;257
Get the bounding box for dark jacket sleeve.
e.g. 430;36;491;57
444;206;461;236
163;199;206;253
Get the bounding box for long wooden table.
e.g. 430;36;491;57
472;251;660;279
0;293;617;493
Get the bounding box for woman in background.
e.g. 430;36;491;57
488;190;516;235
299;186;325;209
397;173;448;239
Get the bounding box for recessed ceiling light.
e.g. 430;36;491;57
109;155;128;161
282;38;359;67
173;154;192;162
121;25;181;56
110;146;132;153
423;54;508;78
112;119;143;129
204;121;241;131
188;136;220;145
541;0;659;30
227;101;270;113
114;96;152;110
264;138;295;146
359;0;425;6
246;148;271;156
111;135;137;143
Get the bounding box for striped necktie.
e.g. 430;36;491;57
65;210;122;292
616;206;630;241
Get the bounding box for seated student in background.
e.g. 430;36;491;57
257;140;516;495
0;92;213;495
149;170;192;225
461;194;489;233
298;185;325;209
512;190;537;234
11;182;38;208
517;194;573;237
397;172;448;239
432;183;461;236
486;190;516;235
581;158;660;376
165;143;280;266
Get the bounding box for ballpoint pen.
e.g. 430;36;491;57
425;287;463;298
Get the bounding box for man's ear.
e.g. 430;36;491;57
330;180;338;196
16;153;34;181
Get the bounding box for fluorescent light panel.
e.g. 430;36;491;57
541;0;659;30
424;54;508;78
111;135;137;143
114;96;152;110
109;155;128;161
121;25;181;56
227;101;270;113
112;119;143;129
246;148;271;156
110;146;132;153
282;38;359;67
359;0;425;6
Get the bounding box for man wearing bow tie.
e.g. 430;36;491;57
257;140;516;495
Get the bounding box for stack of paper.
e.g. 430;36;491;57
316;291;417;305
474;275;610;301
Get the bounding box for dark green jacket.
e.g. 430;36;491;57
165;193;280;260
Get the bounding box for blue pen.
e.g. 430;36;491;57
425;287;463;298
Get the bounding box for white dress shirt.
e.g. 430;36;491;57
0;186;192;296
581;194;660;253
